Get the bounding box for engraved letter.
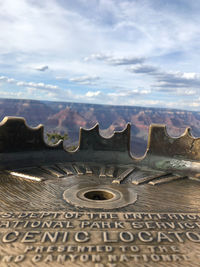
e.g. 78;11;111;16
32;255;42;263
158;232;173;243
119;232;134;242
186;232;200;242
24;246;33;253
74;231;90;243
2;231;19;243
21;231;40;243
102;232;117;243
138;231;153;242
14;255;25;263
41;231;59;243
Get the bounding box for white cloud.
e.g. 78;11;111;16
35;65;48;71
84;53;145;65
0;75;60;93
69;75;100;83
16;81;59;91
108;88;151;97
190;102;200;107
129;64;158;74
84;53;109;62
127;62;200;95
7;78;16;83
77;81;95;85
85;91;101;97
0;76;16;83
0;76;8;82
0;90;23;98
154;71;200;90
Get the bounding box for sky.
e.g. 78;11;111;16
1;0;200;110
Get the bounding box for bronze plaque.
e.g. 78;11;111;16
0;117;200;266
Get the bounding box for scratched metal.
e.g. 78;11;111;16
0;116;199;266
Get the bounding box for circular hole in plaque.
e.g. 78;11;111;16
83;190;114;201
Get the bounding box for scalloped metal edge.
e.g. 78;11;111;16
79;123;131;152
0;117;200;172
146;124;200;160
0;116;63;152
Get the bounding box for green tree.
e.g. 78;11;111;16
46;132;78;151
46;132;69;145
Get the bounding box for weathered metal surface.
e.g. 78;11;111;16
79;123;131;152
0;116;199;266
0;116;63;152
147;124;200;160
